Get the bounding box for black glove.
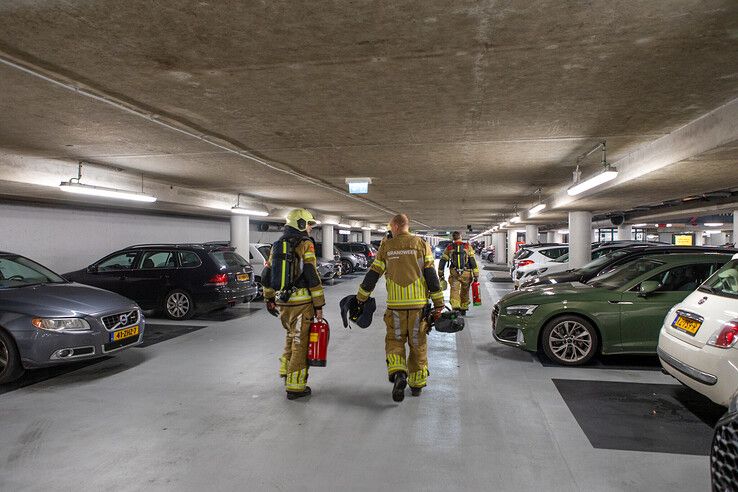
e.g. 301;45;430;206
266;299;279;317
350;299;365;322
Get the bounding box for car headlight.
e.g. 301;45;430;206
505;305;539;316
434;247;441;252
32;318;91;332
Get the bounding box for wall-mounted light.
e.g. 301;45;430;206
59;162;157;203
231;193;269;216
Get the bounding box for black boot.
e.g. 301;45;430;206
410;387;423;397
287;386;312;400
392;372;407;402
459;309;467;316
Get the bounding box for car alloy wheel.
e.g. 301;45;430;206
165;290;193;319
0;330;25;384
0;339;7;374
341;259;353;275
543;317;597;365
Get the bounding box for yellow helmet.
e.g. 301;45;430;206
285;208;317;231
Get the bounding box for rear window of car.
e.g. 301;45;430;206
209;251;249;270
257;245;272;261
335;243;351;252
700;259;738;299
516;249;534;260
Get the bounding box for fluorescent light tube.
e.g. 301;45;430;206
567;169;618;196
632;223;647;227
510;216;521;223
704;222;723;227
59;182;156;202
528;203;546;216
231;206;269;216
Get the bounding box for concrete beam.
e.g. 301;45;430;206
548;97;738;211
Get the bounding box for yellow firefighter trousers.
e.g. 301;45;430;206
384;309;430;389
450;270;472;310
279;303;314;392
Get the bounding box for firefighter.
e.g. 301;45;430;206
438;231;479;315
355;214;444;402
262;208;325;400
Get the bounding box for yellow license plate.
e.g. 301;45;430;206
111;325;139;342
237;273;250;282
672;315;702;336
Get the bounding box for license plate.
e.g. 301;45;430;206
111;325;139;342
672;315;702;336
237;273;250;282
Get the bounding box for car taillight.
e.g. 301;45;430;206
207;273;228;286
708;320;738;348
368;251;376;257
518;260;534;267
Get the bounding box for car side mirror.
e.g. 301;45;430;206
86;264;98;273
638;280;660;297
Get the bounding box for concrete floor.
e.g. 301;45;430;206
0;272;710;491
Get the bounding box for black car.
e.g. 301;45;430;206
519;245;738;289
711;392;738;490
434;240;453;259
335;242;378;265
65;243;257;320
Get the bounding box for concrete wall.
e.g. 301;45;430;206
1;203;229;273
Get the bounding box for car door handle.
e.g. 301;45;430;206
608;300;633;305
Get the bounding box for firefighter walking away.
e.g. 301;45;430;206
262;208;325;400
438;231;479;315
354;214;444;402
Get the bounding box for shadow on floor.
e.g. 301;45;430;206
537;352;663;371
194;306;262;322
553;378;725;455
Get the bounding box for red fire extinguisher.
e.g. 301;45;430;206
308;318;330;367
472;281;482;306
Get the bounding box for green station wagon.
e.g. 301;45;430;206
492;253;733;366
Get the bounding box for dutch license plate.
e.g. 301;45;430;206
672;315;702;336
111;325;139;342
237;273;250;282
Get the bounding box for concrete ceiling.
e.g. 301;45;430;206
0;0;737;228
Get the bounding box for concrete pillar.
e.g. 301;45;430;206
508;230;520;265
322;225;334;261
484;235;492;248
695;231;705;246
617;224;632;241
546;231;556;242
494;232;507;264
230;214;250;257
569;211;592;268
525;225;539;244
362;229;371;244
592;229;599;242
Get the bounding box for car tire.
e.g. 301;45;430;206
341;259;353;275
541;315;598;366
163;289;195;320
254;276;264;301
0;329;25;384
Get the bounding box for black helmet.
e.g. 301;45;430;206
339;295;376;329
433;310;465;333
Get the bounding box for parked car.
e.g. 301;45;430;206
492;253;733;366
433;240;453;259
658;253;738;406
65;243;257;320
519;245;737;289
316;243;365;274
511;244;569;280
0;252;145;384
515;243;648;289
711;391;738;489
335;242;378;265
480;246;495;262
249;243;273;299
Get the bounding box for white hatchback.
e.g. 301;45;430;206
657;254;738;406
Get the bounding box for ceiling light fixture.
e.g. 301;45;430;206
345;177;372;194
510;215;521;223
632;223;648;227
361;226;372;231
704;222;724;227
338;223;352;229
231;193;269;216
59;162;157;203
567;142;617;196
528;188;546;216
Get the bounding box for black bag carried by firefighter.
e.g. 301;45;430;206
449;243;468;270
270;236;309;302
426;305;465;333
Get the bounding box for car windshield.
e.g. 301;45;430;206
0;255;66;288
588;258;664;290
553;253;569;263
699;259;738;299
580;249;633;275
209;251;249;270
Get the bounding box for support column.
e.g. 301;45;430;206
569;211;592;268
695;230;705;246
525;225;539;244
508;230;519;265
494;232;507;264
230;214;250;257
362;229;371;244
617;224;632;241
546;231;555;242
322;225;334;260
